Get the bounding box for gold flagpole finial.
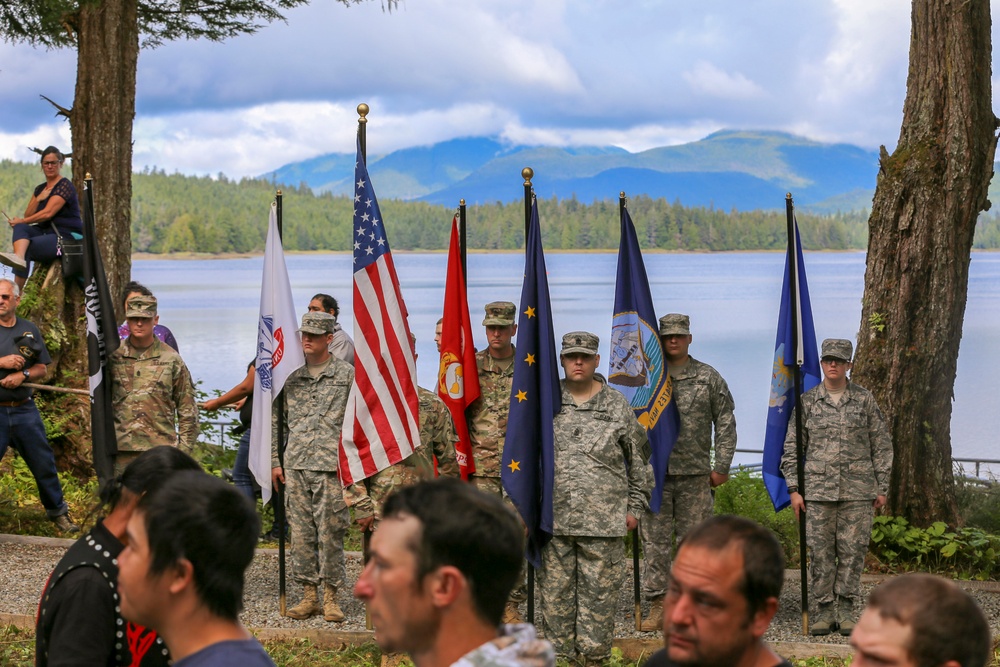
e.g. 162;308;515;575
358;103;369;123
85;172;92;180
786;192;793;200
460;198;466;206
522;167;534;186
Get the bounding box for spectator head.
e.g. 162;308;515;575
353;478;523;655
852;573;991;667
663;515;784;666
309;293;339;318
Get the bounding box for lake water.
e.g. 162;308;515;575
132;251;1000;467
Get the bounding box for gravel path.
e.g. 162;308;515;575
4;537;1000;649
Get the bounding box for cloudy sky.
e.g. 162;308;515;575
0;0;995;179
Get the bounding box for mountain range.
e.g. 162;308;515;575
264;130;881;213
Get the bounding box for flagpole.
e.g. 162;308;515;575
522;166;535;626
622;190;644;632
357;102;375;633
786;193;809;635
273;189;289;617
459;199;468;285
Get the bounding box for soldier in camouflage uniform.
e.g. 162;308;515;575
270;311;355;623
111;295;198;474
539;332;653;666
639;313;737;631
467;301;517;496
780;338;892;637
466;301;526;622
351;336;461;528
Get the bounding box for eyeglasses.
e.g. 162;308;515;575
42;161;60;166
821;359;849;366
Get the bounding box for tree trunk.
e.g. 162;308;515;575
853;0;998;527
24;0;138;476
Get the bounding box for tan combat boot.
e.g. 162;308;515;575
639;597;663;632
323;583;346;622
285;584;321;620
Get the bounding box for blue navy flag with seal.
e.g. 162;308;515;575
609;204;680;513
763;215;820;511
502;196;560;568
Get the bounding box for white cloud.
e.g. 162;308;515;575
682;61;766;100
2;0;999;177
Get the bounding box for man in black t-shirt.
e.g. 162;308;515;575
0;278;76;532
643;515;791;667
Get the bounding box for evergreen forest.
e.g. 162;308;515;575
3;159;1000;252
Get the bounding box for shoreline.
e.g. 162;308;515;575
132;248;877;261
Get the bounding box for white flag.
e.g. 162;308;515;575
249;203;305;503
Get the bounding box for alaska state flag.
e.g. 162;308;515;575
763;216;820;511
501;197;560;568
608;205;680;513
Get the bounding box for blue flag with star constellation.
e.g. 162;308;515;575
501;197;560;568
763;216;820;511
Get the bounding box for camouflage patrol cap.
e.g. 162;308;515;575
482;301;516;326
298;311;336;335
125;295;157;319
821;338;853;362
561;331;599;356
658;313;690;336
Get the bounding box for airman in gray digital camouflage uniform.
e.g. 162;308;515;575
111;295;198;474
780;338;892;637
350;335;461;529
639;313;737;631
540;331;652;666
270;311;359;624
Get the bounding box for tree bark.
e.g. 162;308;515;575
23;0;138;475
853;0;998;526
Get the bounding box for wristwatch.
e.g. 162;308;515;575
21;370;29;380
786;485;798;494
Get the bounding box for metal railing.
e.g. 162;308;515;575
200;418;242;451
728;448;1000;483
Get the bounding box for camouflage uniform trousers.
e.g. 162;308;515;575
285;468;350;588
473;475;527;603
807;499;873;620
639;474;712;600
538;535;624;665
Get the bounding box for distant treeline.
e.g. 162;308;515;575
4;159;1000;252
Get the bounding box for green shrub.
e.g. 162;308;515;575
713;467;800;566
870;515;1000;580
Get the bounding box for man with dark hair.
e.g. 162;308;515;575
37;446;202;666
0;278;77;532
307;293;355;364
117;470;274;666
851;573;991;667
644;515;791;667
354;478;555;667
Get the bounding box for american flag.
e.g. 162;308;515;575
339;136;421;486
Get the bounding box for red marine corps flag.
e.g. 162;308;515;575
437;216;480;479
